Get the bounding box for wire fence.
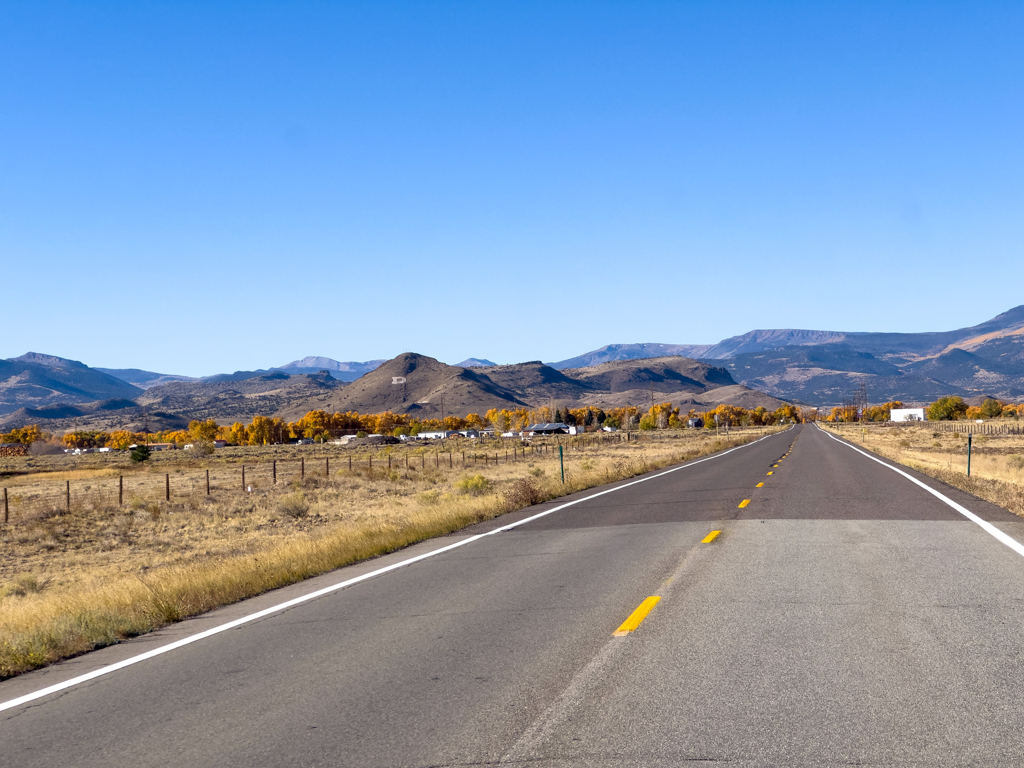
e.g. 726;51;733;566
1;433;645;525
829;421;1024;436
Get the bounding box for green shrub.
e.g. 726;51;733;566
455;474;491;496
130;445;151;463
927;396;968;421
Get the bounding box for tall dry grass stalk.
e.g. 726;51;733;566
0;429;779;678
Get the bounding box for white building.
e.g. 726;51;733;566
891;408;926;422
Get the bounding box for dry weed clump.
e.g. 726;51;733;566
0;428;780;678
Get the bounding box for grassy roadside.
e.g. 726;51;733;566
821;423;1024;519
0;428;779;679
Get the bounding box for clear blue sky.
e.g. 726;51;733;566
2;2;1022;376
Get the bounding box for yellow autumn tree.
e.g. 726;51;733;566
188;418;219;441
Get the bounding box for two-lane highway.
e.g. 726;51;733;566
5;425;1024;766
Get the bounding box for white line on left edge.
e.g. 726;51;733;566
818;425;1024;559
0;430;788;713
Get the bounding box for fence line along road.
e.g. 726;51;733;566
1;433;651;525
830;421;1024;436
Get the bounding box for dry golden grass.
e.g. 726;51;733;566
822;423;1024;518
0;428;779;678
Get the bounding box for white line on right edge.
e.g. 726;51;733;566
0;428;790;714
818;425;1024;559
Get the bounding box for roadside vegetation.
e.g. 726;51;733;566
0;427;782;679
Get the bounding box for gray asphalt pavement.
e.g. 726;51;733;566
4;425;1024;766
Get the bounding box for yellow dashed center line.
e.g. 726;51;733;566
702;530;721;543
756;482;764;487
613;596;661;636
738;499;751;508
767;471;773;475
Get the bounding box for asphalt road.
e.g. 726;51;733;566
5;425;1024;766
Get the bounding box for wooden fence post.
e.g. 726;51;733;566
273;460;277;484
349;456;352;471
242;465;246;490
119;475;123;506
326;457;329;477
301;458;305;480
66;480;70;513
3;488;7;524
206;469;210;496
165;473;170;502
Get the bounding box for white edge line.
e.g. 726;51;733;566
0;428;791;713
817;425;1024;558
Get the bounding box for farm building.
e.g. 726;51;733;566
525;423;571;435
891;408;926;422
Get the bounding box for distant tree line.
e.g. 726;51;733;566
823;397;1024;423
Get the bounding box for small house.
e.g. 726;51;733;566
525;423;571;436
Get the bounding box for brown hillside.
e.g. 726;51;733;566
562;356;735;393
136;372;344;424
473;361;592;403
323;353;521;417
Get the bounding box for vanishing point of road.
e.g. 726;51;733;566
4;425;1024;767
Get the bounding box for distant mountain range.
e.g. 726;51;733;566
1;353;143;414
93;356;388;390
4;305;1023;428
281;353;782;423
551;305;1024;405
0;353;783;432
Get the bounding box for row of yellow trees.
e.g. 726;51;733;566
15;396;1024;450
30;400;805;450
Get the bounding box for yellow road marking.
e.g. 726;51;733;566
702;530;721;543
773;464;779;467
613;596;661;636
756;482;764;487
767;471;773;475
738;499;751;508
